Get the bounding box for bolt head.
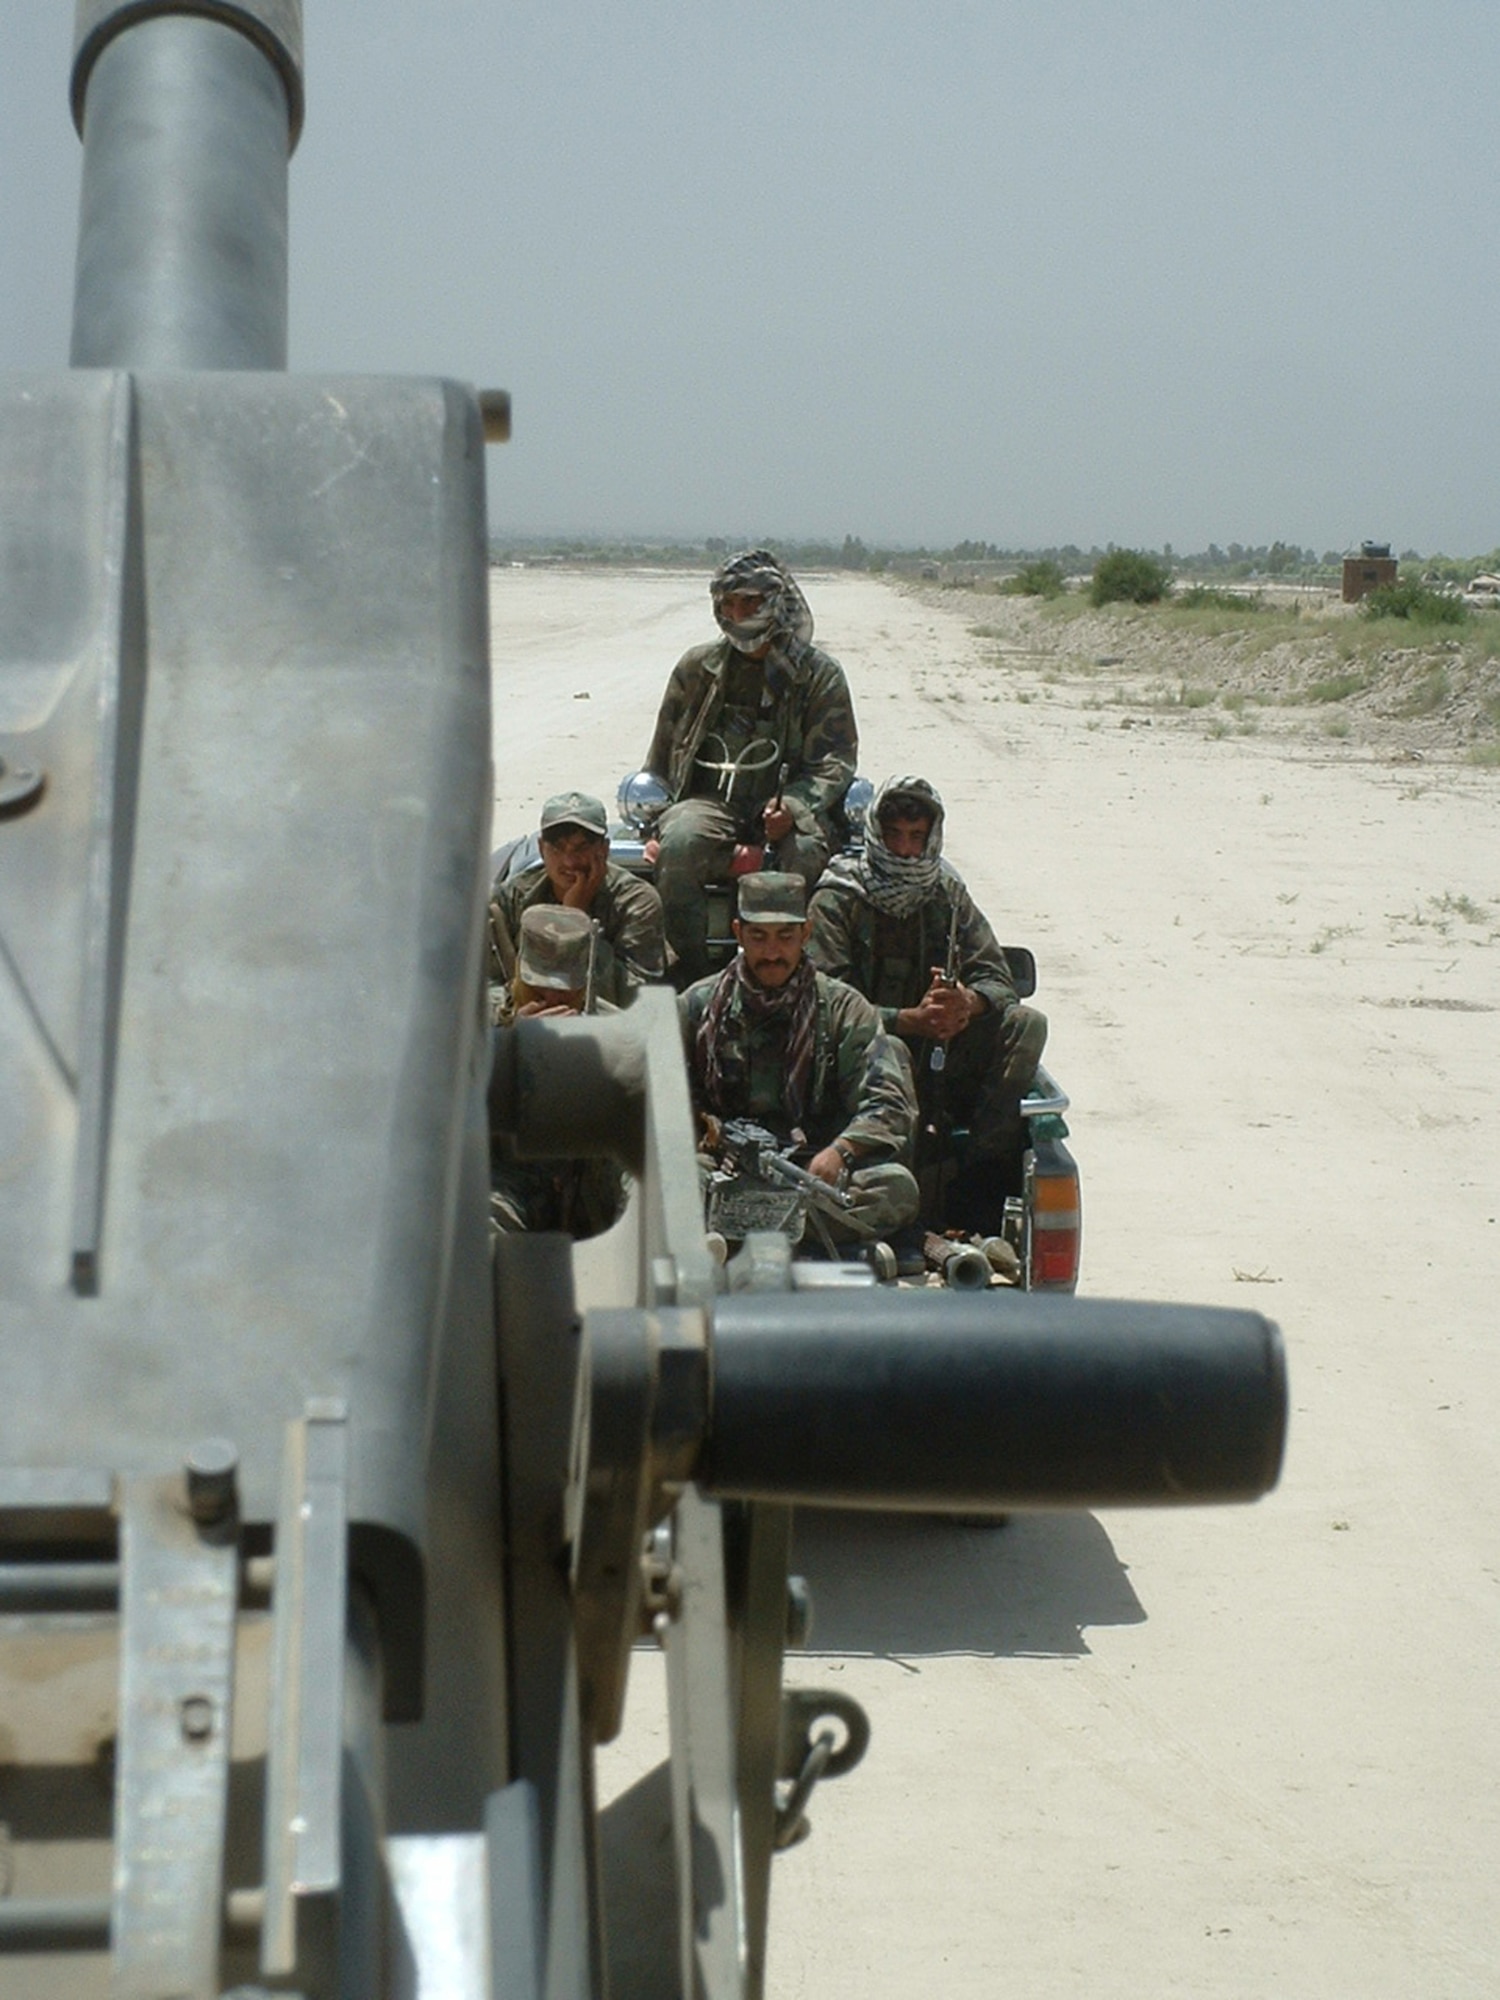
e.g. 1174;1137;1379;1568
184;1438;239;1524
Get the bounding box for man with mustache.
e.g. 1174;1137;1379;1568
679;871;918;1246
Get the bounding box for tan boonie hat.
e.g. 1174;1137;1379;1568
517;905;594;989
539;790;608;838
736;871;807;924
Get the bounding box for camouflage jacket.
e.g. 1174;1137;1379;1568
807;862;1018;1037
678;964;915;1161
487;860;666;1010
643;638;858;838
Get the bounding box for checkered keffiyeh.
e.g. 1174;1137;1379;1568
710;550;815;672
859;775;946;917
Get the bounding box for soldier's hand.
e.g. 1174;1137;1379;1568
557;844;607;909
900;984;971;1041
762;800;794;844
808;1145;847;1186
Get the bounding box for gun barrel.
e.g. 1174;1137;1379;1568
764;1151;852;1211
700;1291;1286;1511
70;1;304;369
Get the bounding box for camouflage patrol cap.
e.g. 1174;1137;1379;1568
517;905;594;990
736;871;808;924
539;790;608;838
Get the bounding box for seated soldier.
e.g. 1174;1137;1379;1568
489;905;625;1239
678;870;918;1249
642;551;858;986
807;775;1046;1234
487;790;664;1020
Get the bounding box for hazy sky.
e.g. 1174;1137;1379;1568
3;2;1496;552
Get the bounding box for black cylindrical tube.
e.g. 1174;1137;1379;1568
70;5;302;369
0;1897;112;1951
701;1292;1286;1511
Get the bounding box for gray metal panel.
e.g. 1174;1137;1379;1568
0;371;131;1085
0;372;491;1654
484;1784;543;2000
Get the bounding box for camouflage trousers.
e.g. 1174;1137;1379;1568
906;1002;1048;1197
827;1161;920;1243
656;797;828;986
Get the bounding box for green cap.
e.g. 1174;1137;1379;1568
517;906;594;990
736;871;807;924
539;790;608;838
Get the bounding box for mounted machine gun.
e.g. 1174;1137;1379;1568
0;6;1286;1995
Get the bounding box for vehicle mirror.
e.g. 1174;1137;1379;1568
1003;945;1036;998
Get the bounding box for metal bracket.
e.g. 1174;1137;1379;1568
110;1459;240;1999
773;1688;871;1849
259;1399;351;1987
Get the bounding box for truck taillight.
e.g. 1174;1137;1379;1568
1030;1166;1081;1290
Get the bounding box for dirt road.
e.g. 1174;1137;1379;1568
490;566;1500;1998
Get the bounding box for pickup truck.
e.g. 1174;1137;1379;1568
491;774;1082;1292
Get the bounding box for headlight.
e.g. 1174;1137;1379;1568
617;770;672;832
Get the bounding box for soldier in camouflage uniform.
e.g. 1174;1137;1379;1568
643;551;858;986
807;775;1046;1229
679;872;917;1244
490;905;626;1239
487;790;664;1021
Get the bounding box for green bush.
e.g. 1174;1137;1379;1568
1002;558;1066;598
1173;584;1263;611
1361;581;1467;625
1393;666;1452;717
1091;549;1172;607
1303;671;1369;704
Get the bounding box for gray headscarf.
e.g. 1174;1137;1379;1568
859;775;946;917
710;550;814;684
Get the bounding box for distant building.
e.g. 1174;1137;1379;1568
1342;542;1397;603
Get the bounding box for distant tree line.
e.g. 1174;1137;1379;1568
488;532;1500;584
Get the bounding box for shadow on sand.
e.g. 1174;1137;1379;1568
789;1505;1144;1660
599;1508;1142;1994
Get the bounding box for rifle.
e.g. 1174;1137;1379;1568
927;889;963;1078
705;1116;866;1256
771;759;790;824
582;915;601;1014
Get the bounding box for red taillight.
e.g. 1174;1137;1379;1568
1030;1168;1081;1289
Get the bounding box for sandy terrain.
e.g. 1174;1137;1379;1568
489;566;1500;1998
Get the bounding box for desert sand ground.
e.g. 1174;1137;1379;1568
489;566;1500;1998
